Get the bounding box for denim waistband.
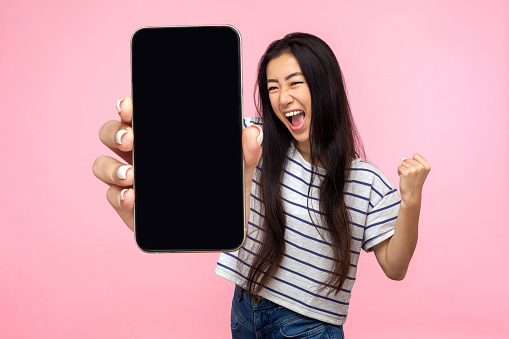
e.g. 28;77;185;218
235;285;277;309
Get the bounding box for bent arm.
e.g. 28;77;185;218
372;154;430;280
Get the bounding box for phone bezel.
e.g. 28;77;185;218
130;25;245;253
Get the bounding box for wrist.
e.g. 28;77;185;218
400;189;422;208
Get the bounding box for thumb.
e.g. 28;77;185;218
242;125;263;168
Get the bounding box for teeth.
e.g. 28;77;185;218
284;110;303;117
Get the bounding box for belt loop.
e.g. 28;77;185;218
235;285;243;302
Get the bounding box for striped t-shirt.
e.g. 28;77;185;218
215;117;401;326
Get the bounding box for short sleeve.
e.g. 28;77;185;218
362;171;401;252
243;117;263;129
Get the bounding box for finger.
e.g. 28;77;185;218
117;96;133;125
401;158;421;169
412;153;431;171
106;185;135;232
98;120;133;164
397;165;407;177
93;155;134;187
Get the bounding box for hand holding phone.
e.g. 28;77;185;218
94;96;263;240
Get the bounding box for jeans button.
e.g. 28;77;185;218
253;296;262;303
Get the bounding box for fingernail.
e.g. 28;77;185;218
117;165;131;180
116;98;124;113
120;189;128;201
402;158;407;162
115;129;128;145
253;124;263;146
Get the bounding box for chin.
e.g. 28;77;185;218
291;133;310;145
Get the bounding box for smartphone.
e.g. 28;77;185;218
131;25;244;253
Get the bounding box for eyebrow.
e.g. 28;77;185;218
267;72;304;83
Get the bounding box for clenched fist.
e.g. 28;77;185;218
398;153;431;205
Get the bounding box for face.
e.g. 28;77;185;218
266;52;312;152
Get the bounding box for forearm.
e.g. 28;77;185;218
384;196;421;280
375;153;430;280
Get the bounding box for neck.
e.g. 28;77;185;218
294;139;310;159
294;140;356;168
294;139;324;168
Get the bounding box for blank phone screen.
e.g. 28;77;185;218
131;26;244;252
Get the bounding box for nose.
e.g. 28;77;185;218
279;87;293;107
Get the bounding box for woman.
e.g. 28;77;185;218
93;33;430;338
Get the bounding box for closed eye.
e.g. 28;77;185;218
291;81;303;86
268;86;278;91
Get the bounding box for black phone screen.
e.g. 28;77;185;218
131;26;244;252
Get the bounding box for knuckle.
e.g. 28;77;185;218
92;156;106;176
92;158;100;174
106;186;120;207
98;122;108;138
99;120;114;139
98;127;106;143
106;186;115;201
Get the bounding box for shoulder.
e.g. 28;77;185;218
348;160;398;204
243;116;263;128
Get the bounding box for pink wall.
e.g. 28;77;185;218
1;0;508;338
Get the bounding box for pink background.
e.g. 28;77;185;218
1;0;508;338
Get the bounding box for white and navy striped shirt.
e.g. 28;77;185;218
215;117;401;326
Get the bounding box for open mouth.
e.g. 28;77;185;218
284;110;306;130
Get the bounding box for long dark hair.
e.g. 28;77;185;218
246;32;366;296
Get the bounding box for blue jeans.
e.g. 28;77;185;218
231;285;345;339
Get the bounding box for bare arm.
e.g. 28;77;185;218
372;153;431;280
